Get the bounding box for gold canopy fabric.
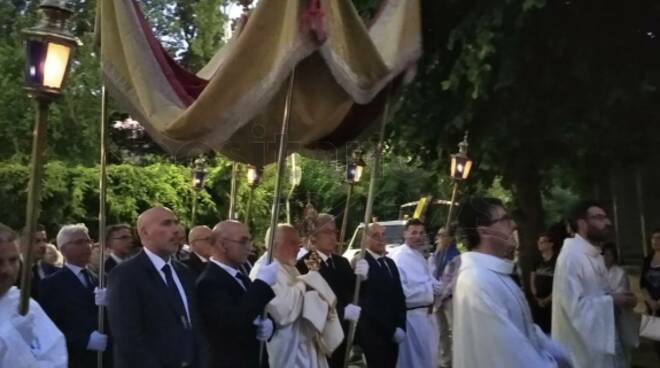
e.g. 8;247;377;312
98;0;421;165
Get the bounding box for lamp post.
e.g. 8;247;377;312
245;165;261;229
445;131;473;230
339;149;366;252
19;0;80;315
191;158;207;226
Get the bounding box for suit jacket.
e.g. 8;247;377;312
107;250;206;368
296;252;354;323
196;262;275;368
40;266;110;368
183;252;207;278
15;260;60;303
104;256;118;274
356;252;407;347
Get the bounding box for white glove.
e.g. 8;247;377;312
94;287;107;306
256;261;278;286
354;259;369;280
253;317;274;342
392;327;406;344
10;313;35;344
432;280;443;296
87;330;108;352
343;304;361;322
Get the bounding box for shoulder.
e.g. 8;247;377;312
332;254;350;267
41;267;68;285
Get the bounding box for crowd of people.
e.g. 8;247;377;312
1;197;659;368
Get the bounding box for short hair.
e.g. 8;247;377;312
602;242;618;261
651;227;660;236
314;213;335;229
0;223;16;242
56;224;89;249
456;197;505;250
106;223;132;244
404;218;425;230
21;224;45;236
567;200;603;232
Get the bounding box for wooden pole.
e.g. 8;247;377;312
96;85;109;368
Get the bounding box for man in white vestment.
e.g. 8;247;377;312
453;197;572;368
389;219;439;368
250;224;344;368
552;201;637;368
0;223;67;368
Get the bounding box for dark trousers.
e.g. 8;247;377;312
362;341;398;368
328;341;346;368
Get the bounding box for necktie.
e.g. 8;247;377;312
378;258;393;278
161;264;189;324
325;257;335;270
80;269;95;291
236;271;252;290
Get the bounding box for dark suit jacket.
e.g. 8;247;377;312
40;266;110;368
183;252;207;277
107;250;206;368
296;252;355;322
356;252;407;347
104;256;118;274
15;260;60;303
196;262;275;368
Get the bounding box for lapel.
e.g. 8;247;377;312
136;251;184;321
207;262;246;296
61;267;94;300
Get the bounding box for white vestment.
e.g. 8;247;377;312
250;257;342;368
453;252;569;368
390;244;438;368
552;235;626;368
0;286;67;368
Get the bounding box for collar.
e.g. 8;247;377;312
143;247;172;271
210;257;240;278
316;250;331;262
403;243;424;256
64;262;85;275
571;234;602;257
366;248;385;260
460;251;513;275
109;252;124;264
193;252;208;262
297;247;309;260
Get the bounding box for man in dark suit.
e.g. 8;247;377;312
296;213;367;368
196;220;278;368
184;225;213;277
355;223;407;368
40;223;109;368
107;207;206;368
15;225;59;302
104;223;134;273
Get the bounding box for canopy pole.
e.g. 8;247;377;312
258;70;296;367
229;162;238;219
96;84;109;368
343;87;392;368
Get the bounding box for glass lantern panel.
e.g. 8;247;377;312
43;42;71;89
25;39;47;86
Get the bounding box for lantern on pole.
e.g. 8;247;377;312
339;149;366;251
245;165;261;228
191;157;208;226
445;131;473;229
18;0;81;315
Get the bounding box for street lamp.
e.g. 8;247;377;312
18;0;80;315
339;149;366;251
445;131;472;229
245;165;261;228
191;158;208;226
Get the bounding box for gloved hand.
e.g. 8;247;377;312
253;317;274;342
256;261;278;286
432;279;443;296
10;313;35;345
343;304;361;322
354;259;369;280
87;330;108;352
94;287;107;306
392;327;406;344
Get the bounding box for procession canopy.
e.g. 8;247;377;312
98;0;421;166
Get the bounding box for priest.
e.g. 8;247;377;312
453;197;572;368
250;224;343;368
552;201;636;368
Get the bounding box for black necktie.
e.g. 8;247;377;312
161;264;189;324
80;269;95;291
236;271;252;289
378;258;393;278
325;257;335;270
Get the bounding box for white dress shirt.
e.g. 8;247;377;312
210;257;247;289
64;262;91;288
143;247;191;322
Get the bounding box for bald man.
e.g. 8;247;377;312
107;207;206;368
355;223;407;368
196;220;277;368
184;226;213;276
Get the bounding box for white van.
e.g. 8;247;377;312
341;220;406;261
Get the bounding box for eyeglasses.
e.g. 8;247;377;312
485;214;514;225
111;235;133;241
35;237;48;243
586;214;609;221
64;238;92;246
221;237;251;247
